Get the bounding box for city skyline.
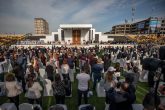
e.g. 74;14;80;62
0;0;165;34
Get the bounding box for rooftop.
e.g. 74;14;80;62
60;24;92;28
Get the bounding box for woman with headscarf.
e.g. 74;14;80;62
104;66;116;104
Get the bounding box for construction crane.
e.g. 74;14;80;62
131;0;136;23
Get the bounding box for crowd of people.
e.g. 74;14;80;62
0;44;165;110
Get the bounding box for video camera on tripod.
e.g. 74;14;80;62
142;46;165;110
142;46;165;81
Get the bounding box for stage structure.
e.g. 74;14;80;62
40;24;114;44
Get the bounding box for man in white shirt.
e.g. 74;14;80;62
76;66;90;106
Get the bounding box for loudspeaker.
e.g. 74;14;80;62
159;46;165;60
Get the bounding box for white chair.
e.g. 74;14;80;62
79;104;95;110
56;104;67;110
19;103;33;110
48;104;67;110
96;82;105;97
43;79;53;96
33;104;42;110
0;103;17;110
132;104;143;110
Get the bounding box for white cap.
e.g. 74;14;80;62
107;66;116;72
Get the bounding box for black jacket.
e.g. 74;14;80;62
108;90;133;110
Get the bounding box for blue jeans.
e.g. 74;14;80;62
93;74;101;90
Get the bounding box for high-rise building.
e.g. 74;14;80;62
34;18;49;34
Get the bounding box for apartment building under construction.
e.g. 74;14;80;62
34;18;49;34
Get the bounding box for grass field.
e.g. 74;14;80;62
0;74;149;110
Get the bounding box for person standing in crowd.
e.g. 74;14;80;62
58;54;64;69
125;61;132;73
74;56;80;72
131;66;140;88
25;64;38;81
14;52;27;93
40;53;46;66
25;74;43;105
52;74;66;104
92;58;104;90
61;59;70;80
76;66;90;106
5;73;22;109
143;90;161;110
104;66;117;104
0;52;5;81
63;77;71;96
67;54;74;82
114;62;121;81
84;60;91;75
103;55;111;72
16;51;27;74
89;53;97;70
109;82;133;110
125;74;136;104
33;57;40;73
45;62;54;82
162;62;165;82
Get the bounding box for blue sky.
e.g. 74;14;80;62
0;0;165;33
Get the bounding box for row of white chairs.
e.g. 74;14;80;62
0;103;41;110
0;103;97;110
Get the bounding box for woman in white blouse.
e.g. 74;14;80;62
25;74;43;105
5;73;22;109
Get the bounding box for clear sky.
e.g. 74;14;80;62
0;0;165;34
